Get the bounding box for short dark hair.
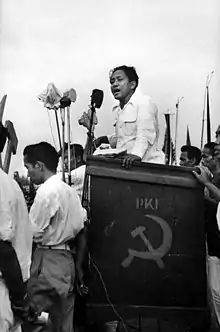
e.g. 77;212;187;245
61;143;84;159
181;145;201;165
72;144;84;159
204;142;217;157
23;142;59;172
110;65;139;89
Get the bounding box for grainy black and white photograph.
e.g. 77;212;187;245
0;0;219;331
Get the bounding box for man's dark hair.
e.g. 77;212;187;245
204;142;217;158
23;142;59;172
72;144;84;159
181;145;202;165
110;65;139;89
61;143;84;160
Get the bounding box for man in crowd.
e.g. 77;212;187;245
179;145;201;167
94;65;164;167
215;125;220;144
195;142;220;327
63;143;86;202
23;142;87;332
62;143;88;332
0;122;33;331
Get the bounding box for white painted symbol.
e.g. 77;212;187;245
121;214;172;269
136;198;159;211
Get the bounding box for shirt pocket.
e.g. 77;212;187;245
122;113;137;137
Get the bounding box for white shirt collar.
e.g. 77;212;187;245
112;89;140;112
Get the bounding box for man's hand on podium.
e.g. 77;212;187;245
122;154;141;168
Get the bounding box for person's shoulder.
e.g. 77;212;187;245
37;174;60;196
133;90;152;105
71;165;86;177
134;92;157;115
0;169;18;192
76;164;86;174
0;168;11;183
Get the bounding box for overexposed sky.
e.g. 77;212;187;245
0;0;219;173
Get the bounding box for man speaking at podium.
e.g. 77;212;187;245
94;65;164;168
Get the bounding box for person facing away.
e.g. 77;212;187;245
94;65;164;168
193;146;220;327
63;143;86;202
0;121;33;332
23;142;87;332
179;145;201;167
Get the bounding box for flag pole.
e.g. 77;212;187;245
200;71;214;149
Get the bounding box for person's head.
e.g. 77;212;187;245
179;145;201;167
63;143;84;171
215;125;220;144
109;65;139;106
23;142;59;185
201;142;218;171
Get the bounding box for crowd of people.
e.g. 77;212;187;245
0;65;220;332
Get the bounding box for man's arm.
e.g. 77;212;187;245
29;189;59;241
131;98;156;158
94;136;110;149
0;188;31;320
193;166;220;201
122;98;156;168
74;225;88;296
0;240;26;302
203;182;220;202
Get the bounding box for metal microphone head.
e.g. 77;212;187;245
91;89;104;109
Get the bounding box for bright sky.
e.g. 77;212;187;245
0;0;219;174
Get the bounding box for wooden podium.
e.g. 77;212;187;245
85;156;210;330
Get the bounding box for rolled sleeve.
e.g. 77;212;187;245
131;98;156;159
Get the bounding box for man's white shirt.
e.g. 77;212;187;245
0;169;32;281
108;90;164;164
65;165;86;202
30;174;85;245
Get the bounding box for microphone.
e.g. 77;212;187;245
60;88;77;108
91;89;104;109
60;96;71;108
63;88;77;103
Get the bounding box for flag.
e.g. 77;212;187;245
162;114;176;165
186;125;191;146
207;86;211;143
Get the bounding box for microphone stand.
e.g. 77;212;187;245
82;102;96;213
60;107;66;182
60;96;75;184
87;103;96;158
67;105;74;186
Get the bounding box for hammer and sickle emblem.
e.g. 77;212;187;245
121;215;172;269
